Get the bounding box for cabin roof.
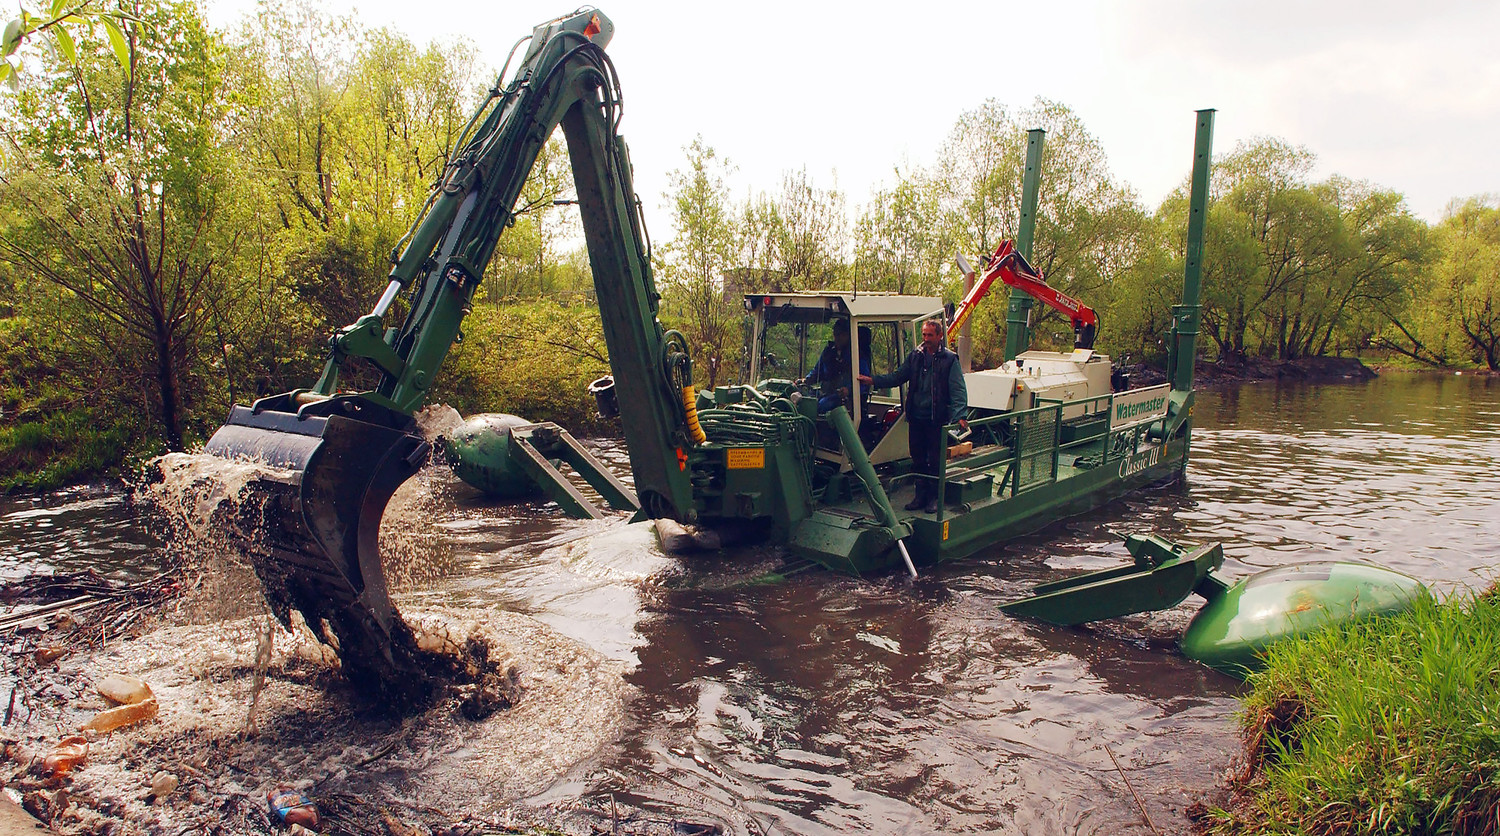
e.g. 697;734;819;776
744;291;943;320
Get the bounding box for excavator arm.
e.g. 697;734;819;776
949;240;1098;350
202;8;697;703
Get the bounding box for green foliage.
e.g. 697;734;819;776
853;168;954;297
0;315;145;489
0;0;241;452
229;1;486;323
1394;198;1500;370
0;407;135;490
482;136;589;299
735;169;848;292
1185;139;1433;364
427;300;612;436
1220;592;1500;835
1;1;138;89
923;99;1152;363
655;137;742;388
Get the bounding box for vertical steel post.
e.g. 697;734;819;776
1005;129;1046;362
1171;110;1215;394
957;268;974;371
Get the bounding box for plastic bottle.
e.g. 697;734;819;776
43;735;89;777
82;697;159;733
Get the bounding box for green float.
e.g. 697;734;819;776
1179;561;1428;676
444;413;537;498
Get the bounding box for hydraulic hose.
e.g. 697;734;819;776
682;385;707;444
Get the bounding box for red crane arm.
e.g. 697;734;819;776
948;240;1097;344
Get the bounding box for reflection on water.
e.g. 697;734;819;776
0;484;165;580
2;372;1497;833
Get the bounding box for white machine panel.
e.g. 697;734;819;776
965;349;1111;418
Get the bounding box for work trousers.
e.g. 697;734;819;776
908;418;944;501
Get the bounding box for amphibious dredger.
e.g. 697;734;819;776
203;8;1227;693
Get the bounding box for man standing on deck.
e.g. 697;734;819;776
860;318;968;514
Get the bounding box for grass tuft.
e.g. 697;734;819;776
1215;592;1500;835
0;408;134;491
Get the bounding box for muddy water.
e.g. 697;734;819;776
3;372;1498;834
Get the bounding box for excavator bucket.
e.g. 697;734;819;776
203;395;433;706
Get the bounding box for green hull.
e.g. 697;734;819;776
1180;561;1428;676
917;437;1188;566
788;433;1190;575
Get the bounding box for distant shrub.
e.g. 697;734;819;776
0;408;137;490
428;300;615;436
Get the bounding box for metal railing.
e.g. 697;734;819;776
929;389;1171;522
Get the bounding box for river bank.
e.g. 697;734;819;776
1199;590;1500;834
0;353;1404;496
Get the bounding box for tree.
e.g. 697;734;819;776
1196;138;1327;362
0;0;240;450
1192;138;1433;363
1432;199;1500;369
736;169;848;292
933;98;1150;361
853;168;954;296
2;0;135;88
230;1;484;323
483;135;583;300
656;137;740;388
1302;177;1429;357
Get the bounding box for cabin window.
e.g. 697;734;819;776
862;321;905;401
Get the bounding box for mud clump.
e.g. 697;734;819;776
407;616;525;720
136;449;466;714
1238;691;1308;781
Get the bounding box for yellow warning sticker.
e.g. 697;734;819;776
942;520;949;541
726;448;765;469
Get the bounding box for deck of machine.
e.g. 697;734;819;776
762;374;1190;575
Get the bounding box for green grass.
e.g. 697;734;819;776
1213;593;1500;835
0;408;136;491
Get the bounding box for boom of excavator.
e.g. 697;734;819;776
202;8;703;702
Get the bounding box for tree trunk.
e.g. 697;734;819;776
154;325;184;451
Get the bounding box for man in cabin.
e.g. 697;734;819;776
803;318;869;413
860;318;968;514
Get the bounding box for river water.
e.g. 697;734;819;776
2;372;1498;834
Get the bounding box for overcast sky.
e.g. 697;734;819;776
205;0;1499;226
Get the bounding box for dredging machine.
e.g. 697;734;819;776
200;8;1423;694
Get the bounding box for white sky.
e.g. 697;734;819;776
205;0;1500;226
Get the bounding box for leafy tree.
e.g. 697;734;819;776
853;167;954;296
1197;138;1325;362
0;0;240;450
429;300;611;434
1195;138;1433;363
934;98;1149;362
736;169;847;292
1;0;134;88
1301;177;1429;357
935;98;1022;260
229;0;483;324
656;137;740;388
1429;199;1500;369
483;135;585;300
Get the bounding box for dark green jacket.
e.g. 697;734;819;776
872;346;968;424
